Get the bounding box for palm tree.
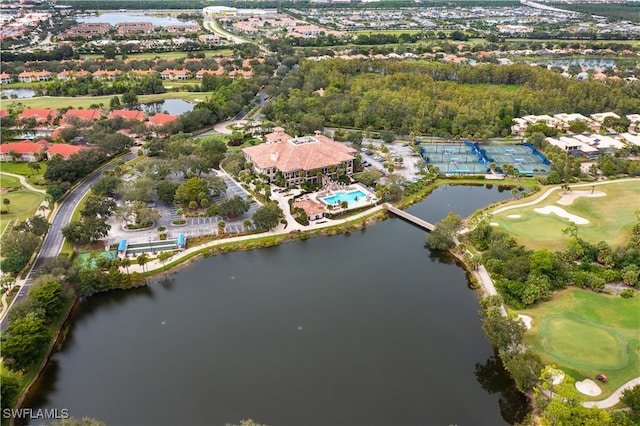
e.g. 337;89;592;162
137;253;150;284
120;257;132;286
3;198;10;213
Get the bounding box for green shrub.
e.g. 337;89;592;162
621;289;635;299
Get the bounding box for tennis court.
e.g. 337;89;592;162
418;142;551;175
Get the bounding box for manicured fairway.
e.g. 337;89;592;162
491;180;640;250
519;288;640;399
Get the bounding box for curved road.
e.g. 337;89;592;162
0;152;136;330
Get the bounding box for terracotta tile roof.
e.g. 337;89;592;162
0;110;8;117
294;199;326;216
47;143;86;158
148;113;178;125
0;140;47;154
109;109;146;121
243;132;356;173
63;109;101;121
19;109;58;123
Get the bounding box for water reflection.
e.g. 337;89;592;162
78;12;196;27
1;88;36;99
131;99;195;116
475;355;530;424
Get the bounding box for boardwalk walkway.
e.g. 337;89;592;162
385;204;435;231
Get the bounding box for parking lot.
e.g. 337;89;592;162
360;139;422;182
105;172;262;247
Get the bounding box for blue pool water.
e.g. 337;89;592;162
323;190;368;206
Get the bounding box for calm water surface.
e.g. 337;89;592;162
131;99;195;116
25;185;528;425
78;12;197;27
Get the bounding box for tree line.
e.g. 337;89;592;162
262;59;640;139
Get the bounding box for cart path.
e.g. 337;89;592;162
583;377;640;409
0;171;46;194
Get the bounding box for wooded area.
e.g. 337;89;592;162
263;59;640;139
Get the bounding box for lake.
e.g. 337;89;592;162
77;12;197;27
0;88;36;99
131;98;196;116
23;185;528;425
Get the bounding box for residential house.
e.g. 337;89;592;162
293;198;326;221
0;139;48;162
46;143;87;159
148;113;178;127
92;70;122;80
56;69;90;80
109;110;147;121
242;128;356;186
62;109;102;124
0;73;13;84
18;70;52;83
19;109;58;124
159;69;190;80
115;22;155;36
195;68;225;79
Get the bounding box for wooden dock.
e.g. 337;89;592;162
385;204;435;231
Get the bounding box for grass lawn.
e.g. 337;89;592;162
5;92;209;110
0;188;45;234
518;288;640;399
491;180;640;251
0;162;47;188
0;174;20;189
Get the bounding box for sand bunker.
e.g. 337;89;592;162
490;222;499;227
576;379;602;396
507;214;521;219
558;190;606;206
518;314;532;330
534;206;589;224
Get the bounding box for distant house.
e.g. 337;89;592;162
0;73;13;84
195;68;224;79
109;110;147;121
0;140;49;162
159;69;190;80
242;128;356;186
19;109;58;124
293;198;326;221
92;70;122;80
63;109;102;123
147;113;178;127
115;22;154;35
46;143;87;159
17;70;52;83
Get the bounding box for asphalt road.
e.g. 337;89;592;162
0;152;136;330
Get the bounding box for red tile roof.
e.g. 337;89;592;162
47;143;86;158
148;113;178;125
19;109;58;123
109;109;146;121
243;132;356;173
63;109;101;121
0;140;47;154
0;110;8;117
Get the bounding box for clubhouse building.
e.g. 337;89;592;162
242;128;356;186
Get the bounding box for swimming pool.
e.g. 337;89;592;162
323;190;368;206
